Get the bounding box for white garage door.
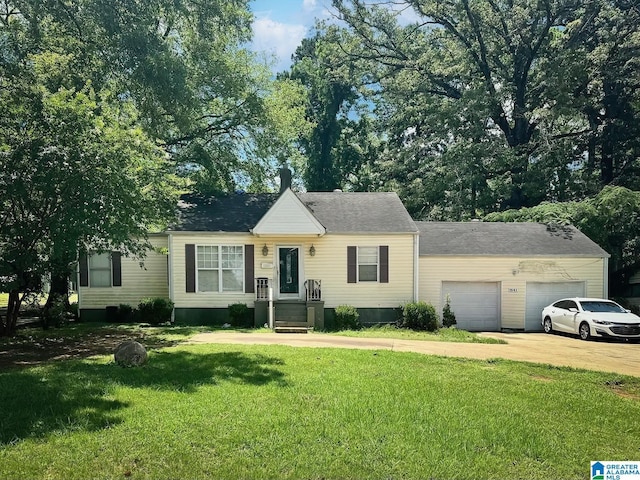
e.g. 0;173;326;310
441;282;501;332
525;282;585;331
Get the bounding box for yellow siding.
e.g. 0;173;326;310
79;236;169;309
170;233;416;309
171;233;255;308
419;256;606;329
304;234;416;309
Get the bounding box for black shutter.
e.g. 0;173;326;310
185;244;196;293
79;253;89;287
245;244;255;293
111;252;122;287
379;246;389;283
347;246;357;283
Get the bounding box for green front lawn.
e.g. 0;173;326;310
1;343;638;479
325;324;506;343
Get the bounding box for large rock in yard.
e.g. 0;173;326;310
114;340;148;367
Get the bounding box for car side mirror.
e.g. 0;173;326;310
568;308;578;313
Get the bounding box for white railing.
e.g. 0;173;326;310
255;277;270;301
305;279;322;301
256;278;322;302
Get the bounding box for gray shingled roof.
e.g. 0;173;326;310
169;193;276;232
170;191;418;233
298;192;418;233
416;221;609;257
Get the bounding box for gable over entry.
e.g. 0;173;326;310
252;189;325;237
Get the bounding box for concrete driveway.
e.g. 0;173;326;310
189;331;640;377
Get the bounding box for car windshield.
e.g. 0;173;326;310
579;301;626;313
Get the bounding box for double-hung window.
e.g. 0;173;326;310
357;246;379;282
89;252;112;287
347;245;388;284
197;245;244;292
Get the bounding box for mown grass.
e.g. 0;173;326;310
2;321;501;345
325;324;506;344
1;343;638;480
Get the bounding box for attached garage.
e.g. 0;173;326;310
441;281;500;331
417;221;610;332
524;281;585;331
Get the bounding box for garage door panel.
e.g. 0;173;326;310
525;282;585;331
442;282;500;332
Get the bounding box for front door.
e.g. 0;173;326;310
278;246;300;298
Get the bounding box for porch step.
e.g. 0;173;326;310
274;320;310;334
275;321;309;327
274;302;307;323
274;326;309;334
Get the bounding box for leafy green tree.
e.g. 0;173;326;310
556;0;640;189
0;70;177;335
282;24;377;191
0;0;307;322
333;0;583;211
331;0;640;218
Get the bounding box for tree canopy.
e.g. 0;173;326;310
0;0;307;334
327;0;640;218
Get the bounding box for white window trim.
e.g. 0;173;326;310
195;244;245;293
357;246;379;283
88;252;112;288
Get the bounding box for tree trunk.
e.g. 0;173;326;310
0;290;23;337
45;271;70;310
45;239;75;315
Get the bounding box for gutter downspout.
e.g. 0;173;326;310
603;256;609;298
76;255;81;320
168;234;174;323
413;232;420;302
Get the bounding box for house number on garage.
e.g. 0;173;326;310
508;288;519;293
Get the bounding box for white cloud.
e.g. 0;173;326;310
303;0;317;11
392;3;423;26
252;17;307;72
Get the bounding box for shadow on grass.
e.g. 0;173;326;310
0;350;288;445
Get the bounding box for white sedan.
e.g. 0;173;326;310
542;298;640;341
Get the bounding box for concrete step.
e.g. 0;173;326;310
274;326;309;334
275;321;309;327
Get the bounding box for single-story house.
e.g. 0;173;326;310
77;170;610;331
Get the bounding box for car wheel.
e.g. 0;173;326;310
543;317;553;334
579;322;591;341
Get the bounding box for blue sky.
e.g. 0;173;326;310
250;0;333;72
250;1;420;73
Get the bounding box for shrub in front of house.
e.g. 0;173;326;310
398;301;438;331
334;305;361;331
228;303;251;327
442;296;457;328
117;304;135;323
137;297;174;325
